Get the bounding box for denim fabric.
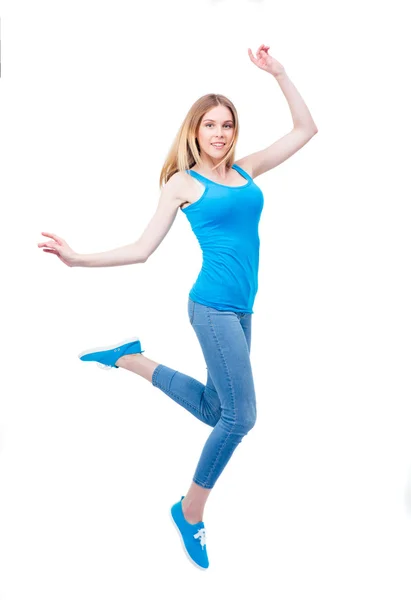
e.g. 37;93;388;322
151;296;256;489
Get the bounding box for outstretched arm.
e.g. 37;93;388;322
38;175;183;268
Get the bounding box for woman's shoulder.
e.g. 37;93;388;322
164;170;189;187
165;170;201;194
161;170;203;208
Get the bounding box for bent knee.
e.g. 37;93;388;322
244;414;257;433
242;405;257;433
228;414;256;436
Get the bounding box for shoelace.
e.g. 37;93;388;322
194;527;207;548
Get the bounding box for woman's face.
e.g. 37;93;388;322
196;105;235;162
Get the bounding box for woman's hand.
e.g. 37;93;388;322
37;232;79;267
248;44;285;78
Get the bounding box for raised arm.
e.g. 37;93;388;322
237;46;318;179
73;174;182;267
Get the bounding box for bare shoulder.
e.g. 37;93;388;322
162;171;193;195
166;170;190;190
162;170;203;210
159;172;187;208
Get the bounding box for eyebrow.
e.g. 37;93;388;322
203;119;233;123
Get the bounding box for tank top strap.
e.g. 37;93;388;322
232;163;253;182
185;169;210;187
186;165;252;186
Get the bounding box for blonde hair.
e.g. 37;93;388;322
159;93;239;189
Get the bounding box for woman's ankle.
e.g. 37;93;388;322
181;498;204;524
116;353;159;382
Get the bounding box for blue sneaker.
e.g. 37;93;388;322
170;496;209;570
78;336;144;370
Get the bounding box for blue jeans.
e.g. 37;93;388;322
151;297;257;489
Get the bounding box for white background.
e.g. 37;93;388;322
1;0;411;597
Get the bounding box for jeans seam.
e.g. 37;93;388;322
193;477;213;489
151;364;164;386
189;297;195;324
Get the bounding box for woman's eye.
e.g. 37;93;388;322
205;124;232;128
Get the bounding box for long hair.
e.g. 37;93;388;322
159;93;239;189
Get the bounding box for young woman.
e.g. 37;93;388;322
38;45;318;570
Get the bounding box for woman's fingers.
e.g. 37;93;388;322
248;48;258;63
248;45;270;63
38;234;75;267
41;232;62;245
257;44;267;57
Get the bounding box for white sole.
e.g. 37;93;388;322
78;335;141;360
169;509;208;571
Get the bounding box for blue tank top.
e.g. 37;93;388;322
181;163;264;314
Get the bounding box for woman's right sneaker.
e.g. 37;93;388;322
170;496;209;569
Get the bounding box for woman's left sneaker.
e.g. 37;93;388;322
170;496;209;569
78;336;144;370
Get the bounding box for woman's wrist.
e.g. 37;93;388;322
272;69;287;80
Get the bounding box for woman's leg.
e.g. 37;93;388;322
188;304;255;489
181;304;254;523
116;354;222;427
116;299;255;524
